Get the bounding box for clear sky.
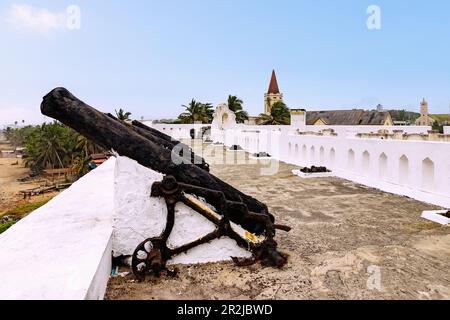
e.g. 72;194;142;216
1;0;449;126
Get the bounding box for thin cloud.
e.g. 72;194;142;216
6;4;67;34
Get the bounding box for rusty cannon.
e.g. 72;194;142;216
40;87;291;279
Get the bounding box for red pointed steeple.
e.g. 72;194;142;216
267;70;280;94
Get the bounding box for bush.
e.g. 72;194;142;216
1;200;50;219
0;220;16;235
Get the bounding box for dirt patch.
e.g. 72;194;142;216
0;157;58;216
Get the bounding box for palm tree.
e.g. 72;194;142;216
72;155;91;178
259;101;291;125
25;123;66;170
23;122;78;173
76;134;101;158
227;95;249;123
202;103;214;122
179;99;213;124
115;108;132;121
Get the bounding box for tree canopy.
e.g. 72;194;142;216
259;101;291;125
227;95;249;123
115;108;132;121
178;99;214;124
6;122;102;177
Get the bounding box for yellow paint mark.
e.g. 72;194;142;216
245;231;258;243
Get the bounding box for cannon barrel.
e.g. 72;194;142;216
40;87;274;233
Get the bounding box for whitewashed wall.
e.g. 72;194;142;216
305;125;431;137
143;122;431;140
445;126;450;135
137;122;449;208
0;158;116;300
0;155;251;300
142;122;207;140
222;128;450;208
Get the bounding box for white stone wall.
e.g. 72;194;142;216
142;122;207;140
113;156;251;265
0;158;116;300
304;125;431;137
147;122;431;141
445;126;450;135
135;122;447;208
0;154;253;300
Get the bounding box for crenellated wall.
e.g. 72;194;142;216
142;122;210;140
139;122;449;208
217;128;450;208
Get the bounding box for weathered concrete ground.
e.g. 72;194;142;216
106;144;450;300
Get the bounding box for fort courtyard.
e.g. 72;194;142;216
106;143;450;300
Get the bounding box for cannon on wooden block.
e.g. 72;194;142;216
229;145;244;151
40;88;291;278
300;166;330;174
253;152;272;158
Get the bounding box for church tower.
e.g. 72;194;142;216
264;70;283;115
415;98;435;126
420;98;429;118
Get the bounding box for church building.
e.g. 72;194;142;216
264;70;284;115
415;98;435;126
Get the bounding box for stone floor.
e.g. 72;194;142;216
106;144;450;300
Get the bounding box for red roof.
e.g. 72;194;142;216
267;70;280;94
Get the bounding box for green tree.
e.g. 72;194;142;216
9;121;101;179
71;155;91;178
4;126;35;148
178;99;213;124
258;101;291;125
115;108;132;121
75;134;101;158
432;121;444;134
24;122;70;172
227;95;249;123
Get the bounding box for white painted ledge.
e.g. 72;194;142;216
226;149;246;153
421;210;450;225
0;155;252;300
249;156;273;160
0;158;116;300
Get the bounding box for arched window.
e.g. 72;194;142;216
379;153;388;180
319;147;325;165
310;146;316;164
348;149;355;169
302;145;307;161
399;155;409;186
422;158;435;191
362;151;370;174
330;148;336;166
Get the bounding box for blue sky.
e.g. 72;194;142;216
1;0;449;126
